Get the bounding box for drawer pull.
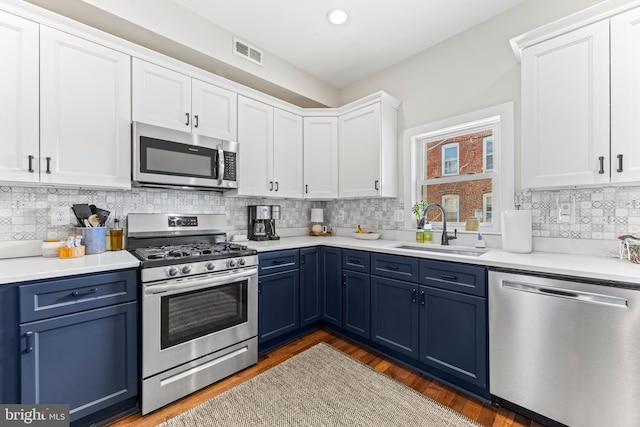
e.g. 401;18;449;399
420;290;426;306
412;288;417;304
71;288;98;297
271;259;287;265
386;265;399;271
349;259;361;264
441;274;457;281
25;331;33;353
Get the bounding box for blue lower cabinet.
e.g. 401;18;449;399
342;270;370;339
258;270;299;344
20;301;138;422
300;247;322;327
371;276;419;359
418;285;487;389
321;247;342;327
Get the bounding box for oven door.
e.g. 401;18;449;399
142;267;257;378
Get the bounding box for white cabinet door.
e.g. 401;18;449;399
611;8;640;184
192;79;237;141
303;117;338;199
0;11;39;184
40;26;131;188
521;20;610;188
237;96;273;197
132;58;191;131
273;108;303;198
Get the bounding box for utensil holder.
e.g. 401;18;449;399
76;227;106;254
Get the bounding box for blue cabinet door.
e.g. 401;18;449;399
258;270;299;344
371;276;419;359
0;282;20;403
20;301;138;422
418;285;487;389
300;247;322;327
321;247;342;326
343;270;370;339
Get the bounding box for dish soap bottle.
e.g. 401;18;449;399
475;231;486;248
424;222;433;243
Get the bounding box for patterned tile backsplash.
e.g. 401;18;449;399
1;185;639;242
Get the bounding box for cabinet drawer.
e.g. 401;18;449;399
342;249;370;273
19;269;137;323
371;253;419;283
419;260;486;297
258;249;299;275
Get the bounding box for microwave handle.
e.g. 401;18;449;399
218;146;225;184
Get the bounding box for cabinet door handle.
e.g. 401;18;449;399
387;265;399;271
374;180;379;190
45;157;52;174
617;154;624;173
598;156;605;174
420;290;425;306
185;113;190;126
412;288;417;304
343;275;347;286
25;331;33;353
194;114;199;128
71;288;98;297
28;155;35;173
269;181;274;191
275;181;279;192
301;254;305;264
258;282;262;294
305;184;309;194
441;274;457;281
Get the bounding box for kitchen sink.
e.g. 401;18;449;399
393;244;488;257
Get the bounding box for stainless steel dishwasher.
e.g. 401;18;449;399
489;269;640;427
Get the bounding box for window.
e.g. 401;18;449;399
483;136;493;172
442;143;459;176
483;193;493;223
403;102;514;232
442;195;460;222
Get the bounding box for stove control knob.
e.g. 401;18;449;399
167;267;179;277
181;265;192;274
238;258;246;266
228;259;237;268
205;262;216;271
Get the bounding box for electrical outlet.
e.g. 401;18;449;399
336;210;344;221
394;210;404;222
51;206;70;226
558;202;571;223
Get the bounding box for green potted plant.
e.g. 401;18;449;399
412;199;427;229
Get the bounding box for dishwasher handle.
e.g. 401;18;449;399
502;280;629;308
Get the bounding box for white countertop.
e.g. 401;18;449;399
246;236;640;286
0;250;140;285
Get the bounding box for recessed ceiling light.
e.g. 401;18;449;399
327;8;348;25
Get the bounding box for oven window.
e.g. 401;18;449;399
160;280;248;349
141;136;216;179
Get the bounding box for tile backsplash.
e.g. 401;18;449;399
1;185;639;242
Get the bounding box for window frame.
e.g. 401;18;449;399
483;193;493;224
442;194;460;222
402;102;514;233
441;143;460;176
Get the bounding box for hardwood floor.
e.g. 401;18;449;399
108;329;540;427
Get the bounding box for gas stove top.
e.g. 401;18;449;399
133;242;256;263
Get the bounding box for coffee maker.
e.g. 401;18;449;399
248;205;280;241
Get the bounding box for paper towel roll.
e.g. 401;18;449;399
502;210;532;253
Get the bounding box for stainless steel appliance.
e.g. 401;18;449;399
132;122;238;191
127;213;258;415
248;205;280;241
489;269;640;427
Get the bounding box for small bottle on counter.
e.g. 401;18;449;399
41;239;63;257
423;222;433;243
109;218;124;251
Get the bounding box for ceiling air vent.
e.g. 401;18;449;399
233;37;263;66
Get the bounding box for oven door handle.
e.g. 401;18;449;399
144;267;257;295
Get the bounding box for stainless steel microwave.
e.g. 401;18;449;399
132;122;238;191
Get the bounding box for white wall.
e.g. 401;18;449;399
338;0;602;188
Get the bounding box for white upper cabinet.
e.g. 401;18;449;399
132;58;237;140
339;100;398;198
0;11;39;184
40;26;132;189
515;3;640;188
520;20;610;188
611;7;640;184
235;95;302;198
303;117;338;199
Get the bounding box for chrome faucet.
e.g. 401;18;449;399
420;202;457;245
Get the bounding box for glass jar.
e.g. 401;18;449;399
415;230;425;243
41;239;62;257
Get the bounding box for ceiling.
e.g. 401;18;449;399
172;0;526;88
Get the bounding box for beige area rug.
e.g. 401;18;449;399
159;343;481;427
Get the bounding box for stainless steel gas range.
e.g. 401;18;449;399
127;213;258;415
